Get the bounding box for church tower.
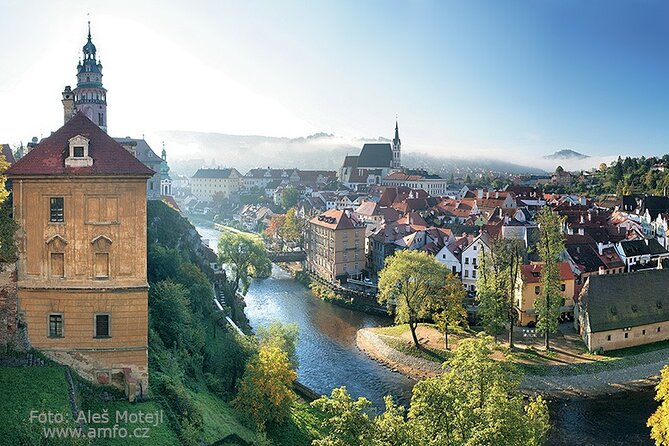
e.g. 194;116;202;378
392;119;401;169
160;142;173;196
72;21;107;132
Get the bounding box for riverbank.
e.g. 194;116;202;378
356;326;668;398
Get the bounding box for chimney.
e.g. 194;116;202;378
486;191;490;200
478;189;483;199
62;86;75;123
580;215;585;224
599;266;606;275
597;242;604;255
588;213;592;222
578;227;584;236
495;191;499;199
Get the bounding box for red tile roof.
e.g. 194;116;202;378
521;262;574;283
310;209;365;230
7;113;154;177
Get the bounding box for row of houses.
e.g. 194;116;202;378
304;184;669;352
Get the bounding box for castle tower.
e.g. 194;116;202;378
72;21;108;132
392;119;401;169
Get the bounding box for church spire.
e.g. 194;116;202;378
72;19;108;132
391;117;401;170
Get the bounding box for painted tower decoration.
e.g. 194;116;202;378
62;21;107;132
392;119;401;169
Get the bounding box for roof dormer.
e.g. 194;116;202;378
65;134;93;167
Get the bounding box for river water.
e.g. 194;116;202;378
195;223;658;445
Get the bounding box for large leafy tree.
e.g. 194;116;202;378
218;231;272;297
535;206;566;350
234;344;296;430
476;238;525;347
408;333;549;445
648;365;669;446
282;207;300;244
281;186;299;209
378;250;448;347
430;272;467;350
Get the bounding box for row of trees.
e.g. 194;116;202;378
477;206;566;350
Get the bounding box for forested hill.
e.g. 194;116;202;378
595;155;669;196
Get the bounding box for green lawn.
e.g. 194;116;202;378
0;365;75;445
382;336;451;364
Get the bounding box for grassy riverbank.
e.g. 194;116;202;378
359;323;669;395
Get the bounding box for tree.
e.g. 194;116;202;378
312;387;375;446
149;280;192;349
234;344;297;430
281;186;299;209
535;206;566;350
282;208;300;244
648;365;669;446
476;238;524;345
408;333;550;445
264;214;286;240
0;153;16;263
430;273;467;350
378;250;448;347
256;321;299;369
218;232;272;297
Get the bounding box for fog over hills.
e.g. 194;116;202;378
150;130;609;177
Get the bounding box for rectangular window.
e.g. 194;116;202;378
50;197;64;222
464;270;469;278
624;332;628;339
642;329;646;335
472;270;477;278
535;286;540;295
73;146;85;157
561;284;566;291
95;314;110;338
50;253;64;278
94;253;110;278
607;335;611;341
465;258;469;265
49;314;63;338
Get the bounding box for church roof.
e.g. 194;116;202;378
357;143;392;168
7;113;154;177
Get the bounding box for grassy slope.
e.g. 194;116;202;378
0;365;73;445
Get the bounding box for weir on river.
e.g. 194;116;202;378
195;223;657;446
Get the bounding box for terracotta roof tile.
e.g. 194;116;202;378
7;113;154;177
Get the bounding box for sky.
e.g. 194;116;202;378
0;0;668;161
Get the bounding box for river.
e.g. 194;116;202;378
195;223;658;445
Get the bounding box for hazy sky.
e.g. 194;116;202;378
1;0;668;160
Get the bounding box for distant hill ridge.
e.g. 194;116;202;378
544;149;589;160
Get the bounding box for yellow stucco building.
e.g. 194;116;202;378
515;262;576;326
7;113;154;394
